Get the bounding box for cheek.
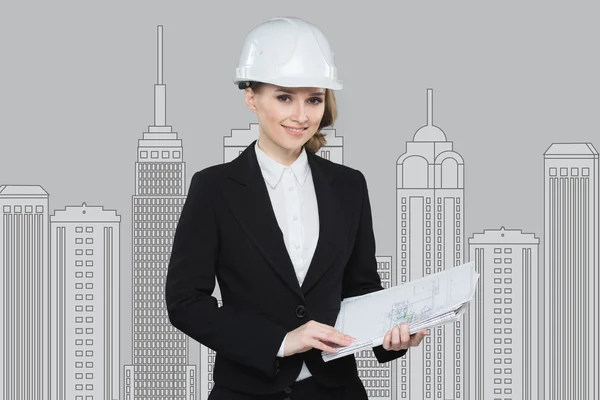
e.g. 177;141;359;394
309;106;325;125
261;103;287;125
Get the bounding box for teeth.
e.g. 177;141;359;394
285;126;304;133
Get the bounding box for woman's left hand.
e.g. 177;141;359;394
382;323;428;351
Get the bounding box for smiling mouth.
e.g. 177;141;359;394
283;126;307;133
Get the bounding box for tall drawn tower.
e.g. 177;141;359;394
0;186;50;400
396;89;465;399
543;143;599;400
124;26;195;399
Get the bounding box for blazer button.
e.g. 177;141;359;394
295;305;306;318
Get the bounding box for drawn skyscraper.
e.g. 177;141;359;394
468;227;540;400
51;203;121;400
543;143;599;400
396;89;465;399
124;26;196;399
0;185;50;399
354;256;394;400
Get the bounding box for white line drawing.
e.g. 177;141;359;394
50;202;121;400
0;186;50;400
396;88;465;399
123;25;195;400
468;227;540;400
543;143;599;400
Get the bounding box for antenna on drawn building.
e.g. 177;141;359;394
427;88;433;126
154;25;166;127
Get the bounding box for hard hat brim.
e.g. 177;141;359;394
233;76;343;91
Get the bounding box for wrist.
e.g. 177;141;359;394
277;333;288;357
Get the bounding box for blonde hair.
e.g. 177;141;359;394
245;81;338;153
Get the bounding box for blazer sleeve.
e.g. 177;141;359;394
165;170;289;378
341;169;408;364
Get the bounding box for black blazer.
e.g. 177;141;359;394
165;140;407;395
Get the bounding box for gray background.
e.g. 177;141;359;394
4;1;598;256
1;0;599;398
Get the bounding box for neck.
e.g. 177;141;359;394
257;133;303;167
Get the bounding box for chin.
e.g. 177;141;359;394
277;129;311;146
276;137;306;152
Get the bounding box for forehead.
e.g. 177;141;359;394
267;85;325;96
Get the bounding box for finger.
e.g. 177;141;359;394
305;322;342;339
314;327;355;347
382;330;391;350
400;323;410;349
316;323;356;342
392;326;401;348
411;329;428;346
310;338;338;354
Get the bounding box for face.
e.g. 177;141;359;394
245;83;326;161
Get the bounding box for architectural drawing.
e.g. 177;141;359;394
123;25;196;400
355;256;395;400
468;227;540;400
51;203;121;400
0;186;50;400
543;143;599;400
396;88;465;399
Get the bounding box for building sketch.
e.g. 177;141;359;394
0;185;50;400
123;25;196;399
396;88;465;399
354;256;394;400
468;227;540;400
51;203;121;400
543;143;599;400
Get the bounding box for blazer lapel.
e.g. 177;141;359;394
300;151;350;295
220;140;351;301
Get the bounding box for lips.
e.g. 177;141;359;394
283;125;307;137
283;125;307;133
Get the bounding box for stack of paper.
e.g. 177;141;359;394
322;261;479;362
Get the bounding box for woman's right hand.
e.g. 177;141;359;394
283;320;356;356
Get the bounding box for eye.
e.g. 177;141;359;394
308;97;324;105
277;95;291;102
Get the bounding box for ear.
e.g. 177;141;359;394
244;88;258;114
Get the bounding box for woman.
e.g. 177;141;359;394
165;17;427;399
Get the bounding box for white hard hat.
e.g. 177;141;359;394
234;17;343;90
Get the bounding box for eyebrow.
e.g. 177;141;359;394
275;88;325;96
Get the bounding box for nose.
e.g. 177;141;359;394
292;102;308;123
